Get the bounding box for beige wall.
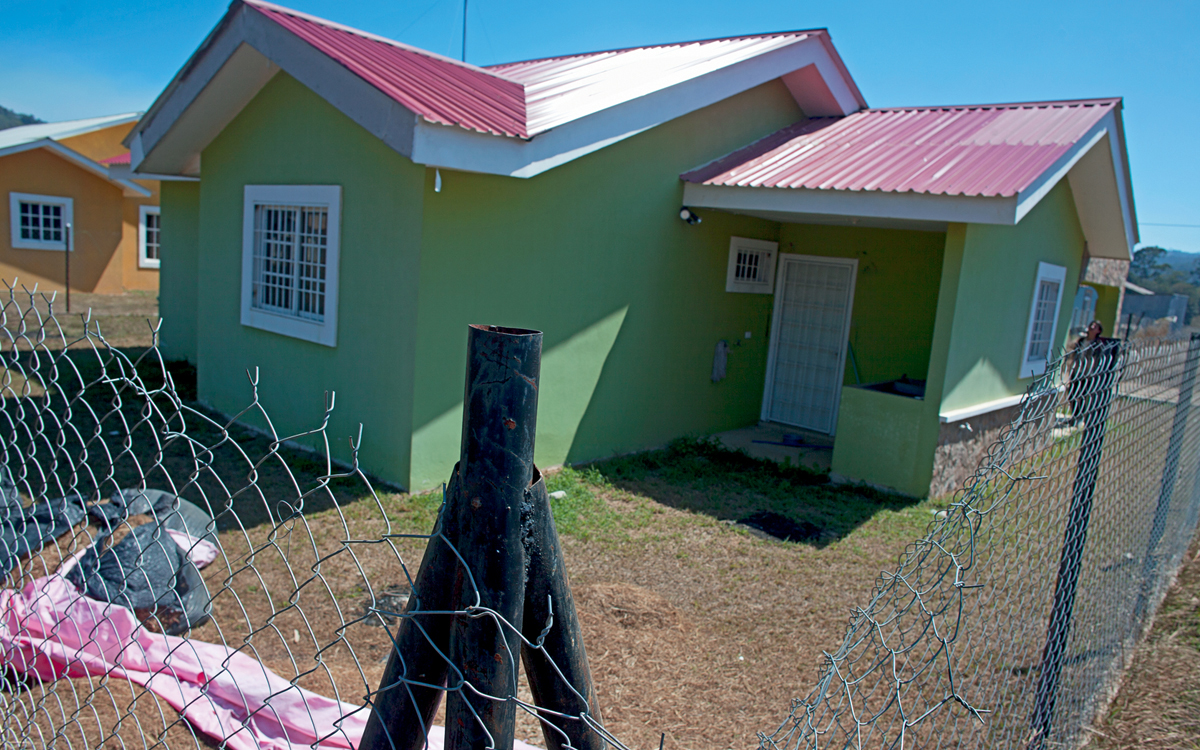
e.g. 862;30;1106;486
57;122;135;163
0;147;158;294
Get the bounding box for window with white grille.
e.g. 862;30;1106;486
9;193;73;251
725;237;778;293
1020;262;1067;378
139;205;161;269
240;186;341;347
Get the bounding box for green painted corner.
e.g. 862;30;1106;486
158;181;200;363
831;387;931;496
830;225;966;497
1090;283;1122;335
192;71;425;484
939;181;1087;414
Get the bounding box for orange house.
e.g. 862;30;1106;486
0;114;162;294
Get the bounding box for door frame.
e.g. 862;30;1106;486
760;253;859;434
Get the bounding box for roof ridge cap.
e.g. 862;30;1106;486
487;29;823;69
243;0;522;85
865;97;1122;113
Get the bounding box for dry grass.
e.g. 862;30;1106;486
6;293;1197;750
1090;539;1200;750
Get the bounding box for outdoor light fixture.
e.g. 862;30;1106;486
680;207;702;225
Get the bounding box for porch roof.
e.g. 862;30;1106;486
681;98;1138;259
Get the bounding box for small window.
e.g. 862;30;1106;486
9;193;73;251
240;185;341;347
139;205;161;269
726;237;778;293
1020;262;1068;378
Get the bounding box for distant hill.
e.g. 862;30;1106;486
0;105;42;130
1162;249;1200;272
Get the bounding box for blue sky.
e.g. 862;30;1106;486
4;0;1197;252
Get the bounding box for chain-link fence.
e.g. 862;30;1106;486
0;286;613;750
2;281;1197;750
762;334;1200;750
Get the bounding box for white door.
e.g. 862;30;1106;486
761;254;858;434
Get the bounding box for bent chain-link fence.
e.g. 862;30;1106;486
3;278;1197;750
761;334;1200;750
0;285;617;750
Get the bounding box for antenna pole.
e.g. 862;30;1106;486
462;0;468;61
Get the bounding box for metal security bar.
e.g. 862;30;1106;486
761;334;1200;750
0;286;614;750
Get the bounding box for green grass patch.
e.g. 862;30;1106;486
587;437;924;545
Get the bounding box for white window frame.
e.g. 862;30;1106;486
10;192;73;251
138;205;161;269
725;237;778;293
1020;261;1068;378
240;185;342;347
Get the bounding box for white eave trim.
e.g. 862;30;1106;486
939;394;1025;423
683;181;1018;226
0;139;151;197
132;1;865;179
109;164;200;182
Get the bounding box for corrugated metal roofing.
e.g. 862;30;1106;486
682;99;1118;197
99;152;132;165
487;33;816;135
246;0;528;137
0;113;141;151
245;2;835;139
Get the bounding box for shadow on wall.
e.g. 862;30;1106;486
408;307;629;490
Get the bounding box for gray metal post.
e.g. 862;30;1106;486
64;222;71;314
1028;338;1120;750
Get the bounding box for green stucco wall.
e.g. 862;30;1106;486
1090;283;1121;335
409;81;804;490
159;181;200;363
831;225;966;496
939;181;1087;414
194;72;426;482
776;224;944;385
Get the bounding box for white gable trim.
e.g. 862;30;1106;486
0;139;151;197
131;2;864;179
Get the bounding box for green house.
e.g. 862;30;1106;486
128;1;1138;497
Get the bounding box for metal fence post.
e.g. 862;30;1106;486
363;325;540;750
1028;338;1121;750
1133;333;1200;623
522;471;604;750
445;325;540;750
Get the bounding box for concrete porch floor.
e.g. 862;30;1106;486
713;422;834;473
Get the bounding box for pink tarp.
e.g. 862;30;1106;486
0;541;539;750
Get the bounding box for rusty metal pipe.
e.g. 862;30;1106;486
445;325;541;750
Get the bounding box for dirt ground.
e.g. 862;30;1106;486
4;292;1199;750
1089;540;1200;749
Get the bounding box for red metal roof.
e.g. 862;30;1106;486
100;152;131;165
682;99;1119;197
242;2;842;140
245;0;528;137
